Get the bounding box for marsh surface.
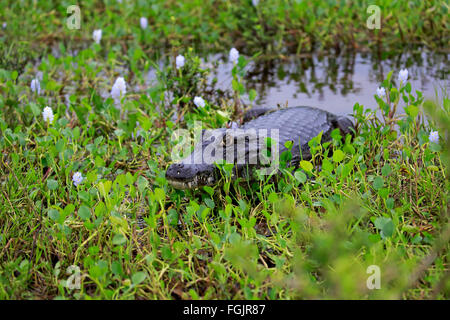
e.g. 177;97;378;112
209;50;449;115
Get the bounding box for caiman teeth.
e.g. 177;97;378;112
168;178;200;190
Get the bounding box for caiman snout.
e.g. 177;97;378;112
166;163;217;189
166;163;197;180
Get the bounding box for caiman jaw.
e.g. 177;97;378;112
166;179;195;190
165;163;217;189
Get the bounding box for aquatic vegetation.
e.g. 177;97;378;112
0;0;448;301
193;96;206;108
92;29;102;44
376;87;386;98
229;48;240;64
176;55;185;69
30;78;40;95
140;17;148;30
72;172;84;187
110;76;127;106
429;131;440;144
42;106;54;124
398;68;409;85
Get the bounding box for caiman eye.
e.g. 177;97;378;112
222;133;234;146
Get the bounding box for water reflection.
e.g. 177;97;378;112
210;51;449;115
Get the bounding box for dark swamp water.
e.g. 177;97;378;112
206;50;449;116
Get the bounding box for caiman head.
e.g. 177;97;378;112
166;127;271;189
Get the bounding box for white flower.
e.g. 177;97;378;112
42;106;54;124
376;87;386;98
140;17;148;29
2;22;6;29
111;76;127;104
429;131;439;144
72;172;84;187
398;68;408;84
93;29;102;44
176;55;185;69
193;96;206;108
252;0;259;6
31;78;41;95
229;48;239;64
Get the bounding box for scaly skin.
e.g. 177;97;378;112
166;106;354;189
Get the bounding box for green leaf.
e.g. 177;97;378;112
405;82;411;93
429;142;441;152
374;217;394;238
332;150;345;163
268;192;278;204
30;103;41;117
131;272;147;285
126;172;135;186
284;140;294;150
137;176;149;193
153;188;165;202
322;158;334;172
386;198;395;210
405;105;419;118
373;176;384;190
112;233;127;245
48;209;60;221
204;198;215;209
300;160;313;172
47;179;58;191
111;261;124;277
381;164;392;176
63;204;75;215
248;89;257;101
87;171;98;184
78;205;91;220
203;186;214;197
294;171;307;184
98;181;112;198
378;187;389;199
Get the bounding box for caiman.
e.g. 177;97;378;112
166;106;354;189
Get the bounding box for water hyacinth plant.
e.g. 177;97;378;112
193;96;205;108
229;47;239;64
376;87;386;98
72;172;84;187
30;78;40;95
42;106;53;124
398;68;408;85
175;54;185;69
140;17;148;29
110;76;127;106
92;29;102;44
429;131;439;144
